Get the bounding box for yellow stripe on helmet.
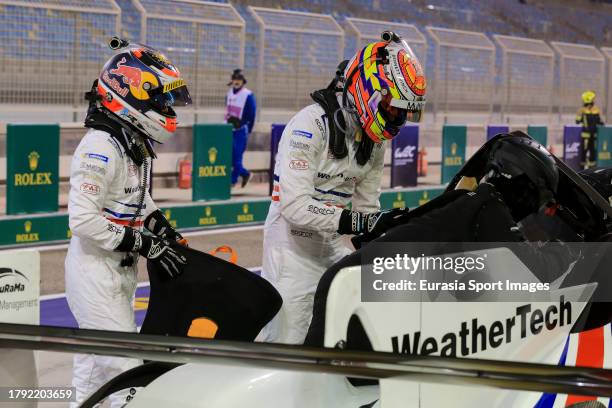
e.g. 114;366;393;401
163;78;186;93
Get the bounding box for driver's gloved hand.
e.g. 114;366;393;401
337;207;409;237
144;209;188;247
116;227;187;278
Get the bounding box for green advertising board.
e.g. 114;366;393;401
192;124;232;201
441;125;467;184
0;187;445;248
6;124;60;215
597;126;612;167
379;187;445;209
527;125;548;147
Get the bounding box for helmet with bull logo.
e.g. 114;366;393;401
97;37;192;144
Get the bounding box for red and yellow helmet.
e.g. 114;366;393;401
343;32;426;143
97;38;192;144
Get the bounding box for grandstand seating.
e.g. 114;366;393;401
0;0;610;114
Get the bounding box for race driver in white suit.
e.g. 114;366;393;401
65;38;191;407
259;31;427;344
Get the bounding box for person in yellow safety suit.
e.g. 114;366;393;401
576;90;604;169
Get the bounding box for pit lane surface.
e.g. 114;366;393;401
26;226;265;408
36;225;265;327
36;225;265;295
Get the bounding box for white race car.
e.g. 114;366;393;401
84;136;612;408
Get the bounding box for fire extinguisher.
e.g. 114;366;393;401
178;156;192;189
417;147;428;177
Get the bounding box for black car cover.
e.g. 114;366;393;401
141;245;282;342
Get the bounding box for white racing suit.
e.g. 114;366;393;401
260;103;386;344
65;129;156;407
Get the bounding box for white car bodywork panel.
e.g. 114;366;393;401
126;248;598;408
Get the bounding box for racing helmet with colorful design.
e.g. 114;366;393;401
97;38;192;144
343;31;426;143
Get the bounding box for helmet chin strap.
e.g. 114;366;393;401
84;80;156;165
333;105;359;139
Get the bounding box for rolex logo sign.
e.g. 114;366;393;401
444;142;462;166
199;206;217;226
208;147;217;164
16;220;39;243
28;151;40;171
237;203;254;223
393;192;406;208
198;147;226;178
419;190;430;206
14;151;53;186
600;139;611;161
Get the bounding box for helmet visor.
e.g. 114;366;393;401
378;92;424;131
387;95;425;123
149;80;192;116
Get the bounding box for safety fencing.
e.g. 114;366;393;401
493;35;554;118
1;2;612;121
343;18;426;64
426;27;496;115
550;42;606;116
116;0;245;110
603;47;612;124
248;7;344;110
0;0;120;107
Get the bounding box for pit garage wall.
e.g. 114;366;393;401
0;186;444;248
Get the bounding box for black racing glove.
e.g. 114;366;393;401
144;210;188;247
337;207;409;236
116;227;187;278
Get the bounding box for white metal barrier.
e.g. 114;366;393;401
123;0;246;110
551;41;606;116
602;47;612;119
248;6;344;110
343;17;427;66
493;34;554;117
426;27;496;115
0;0;120;107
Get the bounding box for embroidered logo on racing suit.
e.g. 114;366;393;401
107;224;123;235
289;160;309;170
290;229;313;239
80;162;106;175
83;153;109;163
292;130;313;139
307;205;335;215
289;140;310;151
80;183;100;195
124;185;142;194
317;172;358;183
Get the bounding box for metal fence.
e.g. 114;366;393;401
551;41;606;116
0;1;611;122
602;47;612;119
0;0;120;106
116;0;245;110
249;6;344;110
493;34;554;117
426;26;496;115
